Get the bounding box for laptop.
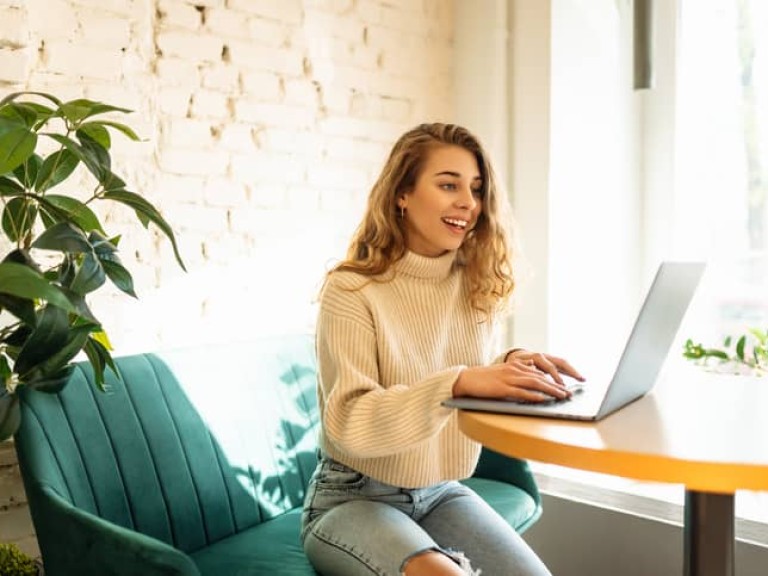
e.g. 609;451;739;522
443;261;706;421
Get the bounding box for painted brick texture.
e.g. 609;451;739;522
0;0;455;561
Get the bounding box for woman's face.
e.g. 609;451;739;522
398;144;483;257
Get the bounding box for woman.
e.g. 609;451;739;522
301;123;583;575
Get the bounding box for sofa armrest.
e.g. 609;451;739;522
31;484;200;576
472;447;541;505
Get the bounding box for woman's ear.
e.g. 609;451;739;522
397;196;407;209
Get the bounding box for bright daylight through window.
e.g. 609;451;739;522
531;0;768;534
672;0;768;527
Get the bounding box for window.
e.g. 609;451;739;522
511;0;768;535
667;0;768;527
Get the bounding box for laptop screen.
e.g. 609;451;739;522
597;261;706;418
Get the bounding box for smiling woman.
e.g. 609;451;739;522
300;123;583;576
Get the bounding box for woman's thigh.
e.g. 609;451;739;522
419;484;553;576
303;499;440;576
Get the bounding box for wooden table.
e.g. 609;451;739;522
456;366;768;576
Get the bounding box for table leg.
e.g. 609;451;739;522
684;490;735;576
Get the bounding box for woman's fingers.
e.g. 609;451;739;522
555;358;586;381
454;361;579;401
529;353;564;386
506;367;571;400
520;352;586;384
513;354;565;387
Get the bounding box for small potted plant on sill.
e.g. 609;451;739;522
0;542;43;575
683;327;768;376
0;91;185;441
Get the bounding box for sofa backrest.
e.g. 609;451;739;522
15;334;319;555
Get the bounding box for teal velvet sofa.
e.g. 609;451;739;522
14;334;542;575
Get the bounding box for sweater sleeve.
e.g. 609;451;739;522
316;275;463;459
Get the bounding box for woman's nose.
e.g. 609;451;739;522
455;187;477;210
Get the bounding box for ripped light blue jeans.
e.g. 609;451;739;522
300;455;553;576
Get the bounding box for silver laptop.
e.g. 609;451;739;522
443;261;706;421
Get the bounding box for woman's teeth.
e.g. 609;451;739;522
443;217;467;229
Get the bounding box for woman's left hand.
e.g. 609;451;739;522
505;349;585;387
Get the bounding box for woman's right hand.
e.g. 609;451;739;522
452;359;573;403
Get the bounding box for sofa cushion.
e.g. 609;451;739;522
461;477;539;531
191;479;536;576
191;509;316;575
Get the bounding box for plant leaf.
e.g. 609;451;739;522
77;123;111;149
35;149;80;193
38;194;104;233
682;339;704;359
76;131;111;177
58;287;100;325
98;120;141;141
102;257;136;297
14;305;70;377
1;196;38;242
736;335;746;361
90;329;114;351
0;127;37;174
23;102;56;128
0;176;24;197
103;189;186;271
0;354;11;382
24;365;74;394
0;91;62;108
0;103;39;128
12;153;42;188
70;251;106;295
32;221;92;253
748;327;767;345
0;390;21;441
83;336;118;390
58;99;132;123
1;324;33;348
88;230;117;255
0;262;77;313
44;133;104;183
24;326;91;387
706;349;729;360
0;292;36;326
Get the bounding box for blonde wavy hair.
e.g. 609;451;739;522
332;123;515;315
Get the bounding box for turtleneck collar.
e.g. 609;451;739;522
394;250;458;280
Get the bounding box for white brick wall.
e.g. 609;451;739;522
0;0;455;559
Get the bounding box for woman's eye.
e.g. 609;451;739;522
471;187;483;197
439;183;457;191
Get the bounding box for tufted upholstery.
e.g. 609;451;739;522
15;334;542;575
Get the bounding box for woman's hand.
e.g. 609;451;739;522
452;350;585;403
505;349;585;387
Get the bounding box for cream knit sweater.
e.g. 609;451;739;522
316;249;509;488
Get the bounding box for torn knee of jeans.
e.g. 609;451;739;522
399;548;482;576
444;549;482;576
400;547;439;575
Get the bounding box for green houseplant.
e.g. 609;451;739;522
0;542;41;575
0;91;185;440
683;327;768;376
